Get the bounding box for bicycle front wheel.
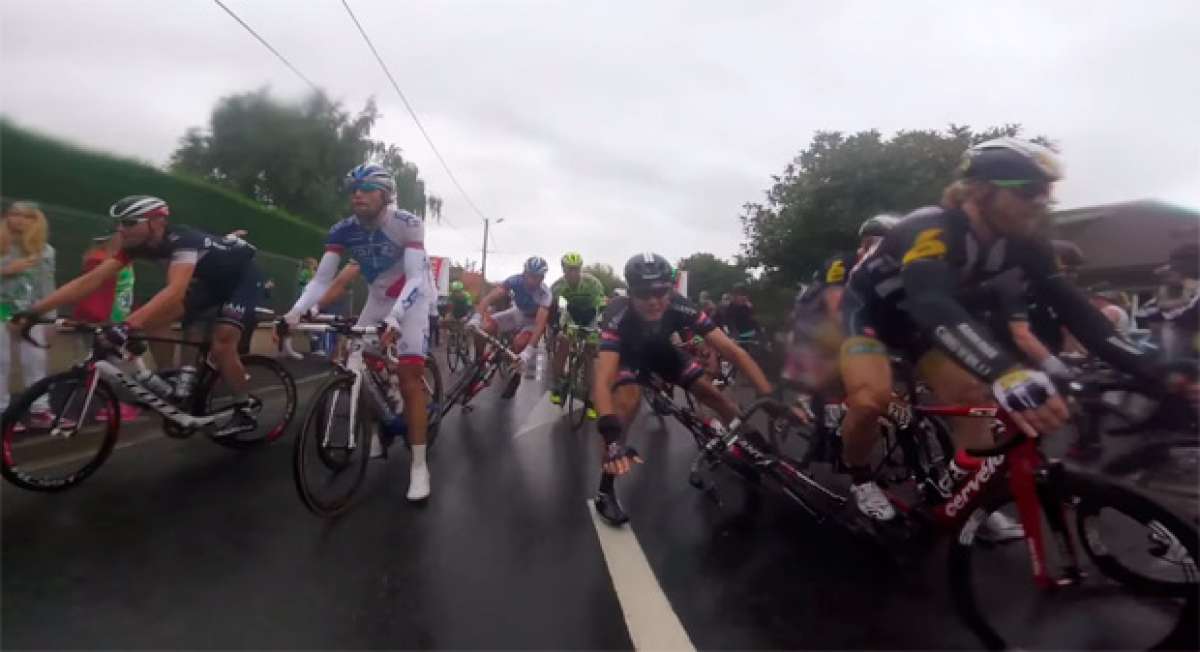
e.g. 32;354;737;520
447;329;463;373
567;348;592;431
1;369;120;492
204;355;297;450
949;473;1198;650
420;354;445;449
293;374;371;517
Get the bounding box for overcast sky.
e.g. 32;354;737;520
3;0;1198;278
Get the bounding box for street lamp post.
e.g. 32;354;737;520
481;217;504;281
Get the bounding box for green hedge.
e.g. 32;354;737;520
0;120;324;258
0;121;379;314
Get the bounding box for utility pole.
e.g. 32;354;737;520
480;217;503;281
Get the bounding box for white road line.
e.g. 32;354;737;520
587;500;696;651
513;390;566;439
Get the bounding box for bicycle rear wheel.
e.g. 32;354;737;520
949;472;1198;650
420;354;445;449
293;374;370;517
204;355;297;450
1;370;119;492
446;329;462;373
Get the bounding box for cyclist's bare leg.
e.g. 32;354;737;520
689;378;738;423
613;383;641;424
839;337;893;468
399;363;428;446
552;331;569;388
210;323;249;396
474;318;498;363
916;350;992;450
146;303;184;371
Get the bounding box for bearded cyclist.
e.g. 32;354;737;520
839;138;1168;537
279;163;434;502
548;252;605;414
14;195;262;437
590;253;781;525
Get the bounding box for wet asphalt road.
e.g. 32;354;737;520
2;351;1196;649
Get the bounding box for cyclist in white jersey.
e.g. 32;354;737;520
280;163;434;501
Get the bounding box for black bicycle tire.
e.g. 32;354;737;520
1072;472;1199;597
205;355;297;450
420;354;445;449
446;328;459;373
568;347;590;431
1;370;120;492
293;374;370;517
948;475;1199;650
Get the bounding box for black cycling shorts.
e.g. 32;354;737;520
613;338;705;390
183;261;261;333
841;285;931;359
566;305;597;326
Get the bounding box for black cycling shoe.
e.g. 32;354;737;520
500;373;522;399
594;491;629;526
214;407;258;438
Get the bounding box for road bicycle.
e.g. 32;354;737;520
647;369;1198;649
290;319;444;517
438;324;520;419
444;315;473;374
559;323;599;430
2;318;296;492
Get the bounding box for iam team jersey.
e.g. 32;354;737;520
325;208;424;298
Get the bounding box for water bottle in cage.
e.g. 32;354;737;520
133;358;173;398
173;365;197;399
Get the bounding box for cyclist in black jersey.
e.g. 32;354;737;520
15;195;263;436
839;138;1162;527
589;252;779;525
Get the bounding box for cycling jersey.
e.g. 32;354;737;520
448;290;473;318
116;225;259;329
552;273;605;325
844;206;1152;381
288;207;430;364
722;302;759;337
502;274;551;317
116;225;255;285
599;294;717;388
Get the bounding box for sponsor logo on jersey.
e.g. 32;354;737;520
825;259;846;284
902;228;948;265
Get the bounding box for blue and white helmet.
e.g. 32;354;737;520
524;256;549;276
344;163;396;198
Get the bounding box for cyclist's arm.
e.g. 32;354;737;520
317;262;359;310
476;285;506;317
1032;274;1155;377
1008;320;1054;365
592;350;620;417
127;261;196;329
29;257;125;317
386;246;430;323
901;257;1020;382
704;328;772;395
529;305;550;346
287;251;341;319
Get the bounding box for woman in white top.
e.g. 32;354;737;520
1;201;56;421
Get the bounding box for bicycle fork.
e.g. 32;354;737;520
1007;445;1083;589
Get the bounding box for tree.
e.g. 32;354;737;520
739;124;1050;286
170;88;440;226
676;252;747;301
583;263;626;295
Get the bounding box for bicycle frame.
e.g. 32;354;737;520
439;324;519;418
913;404;1066;589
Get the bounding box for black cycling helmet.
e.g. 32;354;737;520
958;137;1063;184
858;213;900;240
109;195;169;220
1051;240;1085;269
623;252;674;294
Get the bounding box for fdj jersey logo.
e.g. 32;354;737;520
902;228;947;265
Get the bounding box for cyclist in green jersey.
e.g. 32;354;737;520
549;252;605;415
448;280;474;320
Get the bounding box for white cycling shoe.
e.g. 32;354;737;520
850;481;897;521
978;511;1025;543
407;464;431;501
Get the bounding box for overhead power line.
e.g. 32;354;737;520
212;0;320;92
212;0;459;232
340;0;492;227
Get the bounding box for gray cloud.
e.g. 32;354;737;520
3;0;1197;280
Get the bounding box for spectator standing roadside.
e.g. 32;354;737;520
73;232;141;421
1;201;57;422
